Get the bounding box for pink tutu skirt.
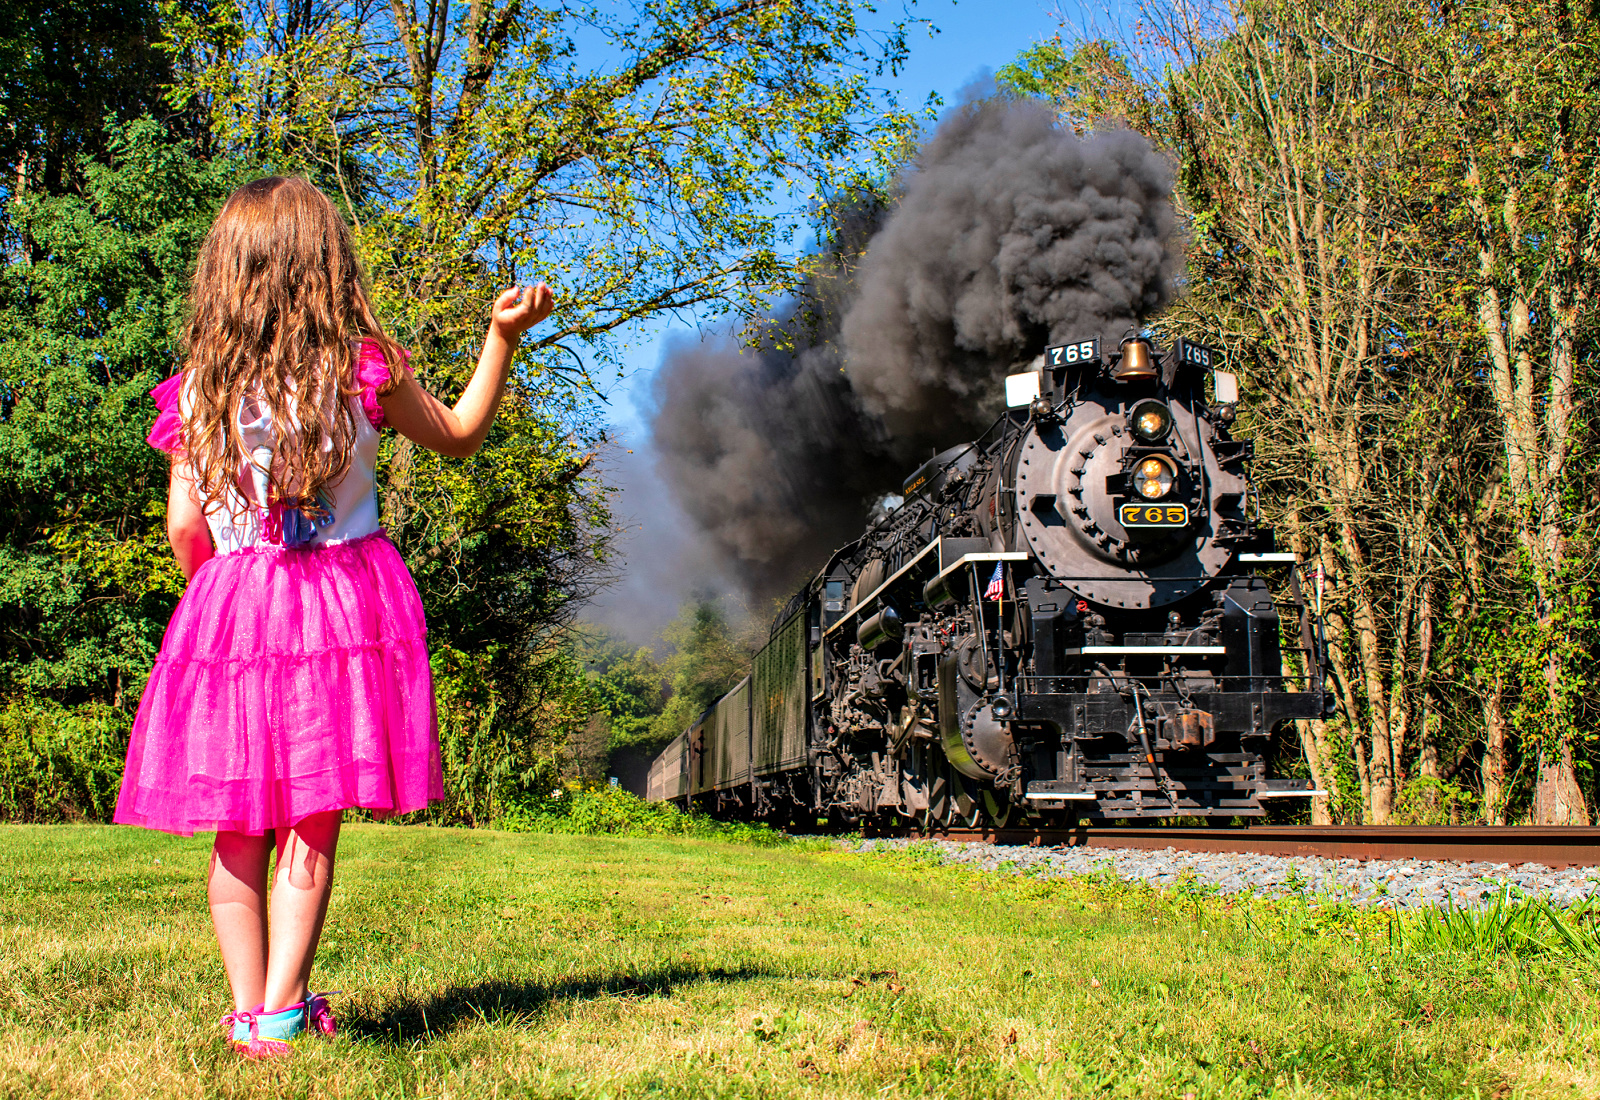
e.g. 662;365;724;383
115;532;443;836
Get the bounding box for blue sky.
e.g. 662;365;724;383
596;0;1137;446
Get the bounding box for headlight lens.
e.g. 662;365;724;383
1131;399;1172;442
1134;456;1176;499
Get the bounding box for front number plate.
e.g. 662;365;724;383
1120;503;1190;528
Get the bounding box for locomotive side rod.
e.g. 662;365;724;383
858;824;1600;869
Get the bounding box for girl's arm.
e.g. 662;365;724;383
380;283;555;459
167;462;214;581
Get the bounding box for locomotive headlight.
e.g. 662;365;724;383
1131;399;1173;442
1134;455;1177;499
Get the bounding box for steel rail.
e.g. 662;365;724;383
859;824;1600;869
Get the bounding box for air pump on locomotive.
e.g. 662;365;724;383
645;334;1331;827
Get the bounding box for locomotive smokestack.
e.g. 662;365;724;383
646;89;1178;600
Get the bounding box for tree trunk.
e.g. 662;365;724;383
1482;673;1508;825
1354;736;1372;823
1534;640;1589;825
1414;581;1439;817
1288;527;1339;825
1533;738;1587;826
1466;142;1589;829
1350;580;1393;822
1529;277;1587;827
1300;718;1335;825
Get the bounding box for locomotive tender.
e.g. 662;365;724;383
645;335;1330;827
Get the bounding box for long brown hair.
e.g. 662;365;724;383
181;176;404;517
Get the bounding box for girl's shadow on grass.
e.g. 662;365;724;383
341;964;772;1047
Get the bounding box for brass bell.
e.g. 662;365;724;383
1112;337;1158;382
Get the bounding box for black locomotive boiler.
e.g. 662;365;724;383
645;335;1330;827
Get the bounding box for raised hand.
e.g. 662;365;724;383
382;280;558;458
490;282;555;339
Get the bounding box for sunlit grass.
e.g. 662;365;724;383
1394;887;1600;965
2;824;1597;1098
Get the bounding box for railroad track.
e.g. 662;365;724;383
859;824;1600;869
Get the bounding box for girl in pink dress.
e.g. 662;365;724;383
115;176;554;1059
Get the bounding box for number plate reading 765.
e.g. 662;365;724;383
1045;338;1100;367
1120;503;1190;528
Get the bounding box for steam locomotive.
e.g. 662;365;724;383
645;335;1329;827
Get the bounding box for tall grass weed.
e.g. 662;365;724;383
1394;887;1600;965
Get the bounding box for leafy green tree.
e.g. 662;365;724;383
154;0;920;807
570;631;668;788
428;635;595;823
0;118;236;703
1422;0;1600;825
0;119;240;817
646;600;760;746
164;0;918;372
582;636;667;747
0;0;203;194
571;605;760;791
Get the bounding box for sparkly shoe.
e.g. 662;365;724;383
221;1004;304;1060
304;991;340;1037
220;1004;263;1043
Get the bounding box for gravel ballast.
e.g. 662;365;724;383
852;837;1600;910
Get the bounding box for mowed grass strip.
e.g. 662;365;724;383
0;825;1596;1099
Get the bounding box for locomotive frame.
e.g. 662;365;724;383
645;335;1331;828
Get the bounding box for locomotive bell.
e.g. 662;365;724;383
1112;337;1158;382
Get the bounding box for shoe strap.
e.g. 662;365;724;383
223;1010;260;1042
220;1005;265;1033
249;1003;309;1042
305;990;342;1035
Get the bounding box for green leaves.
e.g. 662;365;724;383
576;601;759;777
0;119;239;712
156;0;920;797
171;0;920;377
0;698;130;822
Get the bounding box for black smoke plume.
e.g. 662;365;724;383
646;196;889;600
648;94;1178;600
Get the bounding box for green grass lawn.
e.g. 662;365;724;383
1;824;1596;1099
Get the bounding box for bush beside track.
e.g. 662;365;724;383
495;783;793;846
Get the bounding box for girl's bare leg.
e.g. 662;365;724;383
209;831;272;1012
262;810;342;1012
